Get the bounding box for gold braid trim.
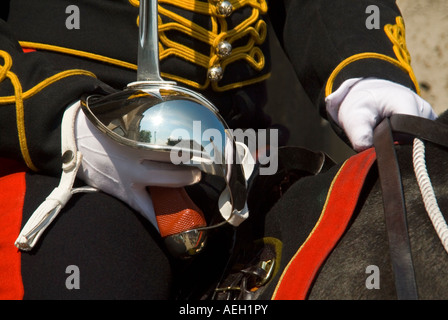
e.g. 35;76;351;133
325;16;420;97
130;0;270;91
0;49;97;171
20;1;269;93
384;16;420;95
19;41;138;71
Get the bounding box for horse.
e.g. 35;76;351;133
190;112;448;300
306;113;448;300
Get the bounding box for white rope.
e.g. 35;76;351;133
412;138;448;254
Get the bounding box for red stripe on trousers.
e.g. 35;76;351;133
0;165;25;299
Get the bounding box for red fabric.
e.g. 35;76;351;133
272;148;377;300
0;167;25;300
21;48;36;53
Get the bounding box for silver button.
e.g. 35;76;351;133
217;1;233;17
216;41;232;58
207;65;223;82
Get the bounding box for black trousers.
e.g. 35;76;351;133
20;173;173;299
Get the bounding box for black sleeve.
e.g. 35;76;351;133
0;1;10;21
270;0;419;118
0;19;112;175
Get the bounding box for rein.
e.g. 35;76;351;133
373;114;448;300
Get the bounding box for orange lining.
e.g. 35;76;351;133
149;186;206;237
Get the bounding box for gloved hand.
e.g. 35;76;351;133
75;106;202;229
325;78;438;151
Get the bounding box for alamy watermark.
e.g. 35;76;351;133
66;5;80;30
65;265;80;290
168;121;278;176
66;4;381;32
365;5;380;30
365;265;380;289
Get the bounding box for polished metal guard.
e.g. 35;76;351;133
81;0;248;258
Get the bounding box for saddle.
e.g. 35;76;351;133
212;145;338;300
172;145;336;300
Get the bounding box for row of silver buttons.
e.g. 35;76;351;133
207;0;234;82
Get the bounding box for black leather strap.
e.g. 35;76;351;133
373;117;419;300
390;114;448;149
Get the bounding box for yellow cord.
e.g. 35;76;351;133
325;16;420;97
384;16;420;95
19;0;270;95
129;0;270;91
0;50;97;171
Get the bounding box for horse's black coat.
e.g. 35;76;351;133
288;112;448;299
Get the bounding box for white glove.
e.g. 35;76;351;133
75;107;202;229
325;78;438;151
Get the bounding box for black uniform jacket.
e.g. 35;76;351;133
0;0;419;175
0;0;423;300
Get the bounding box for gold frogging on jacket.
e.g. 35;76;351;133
384;16;420;95
0;50;97;172
325;16;421;97
129;0;271;92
